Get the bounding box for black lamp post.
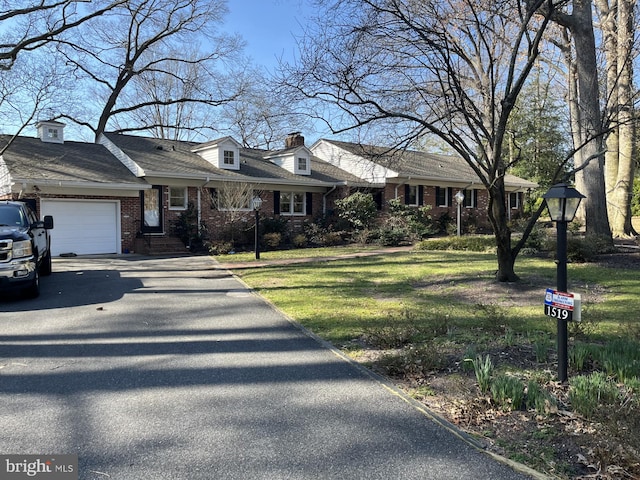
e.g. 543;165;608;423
542;183;585;382
454;190;465;237
252;196;262;260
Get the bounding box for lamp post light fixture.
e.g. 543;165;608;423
542;183;585;383
454;190;465;237
252;196;263;260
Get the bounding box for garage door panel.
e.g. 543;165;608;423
41;201;119;256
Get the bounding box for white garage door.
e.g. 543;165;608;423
41;200;120;256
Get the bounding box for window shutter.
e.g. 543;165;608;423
435;187;441;206
474;190;478;208
274;191;280;214
418;186;424;206
404;184;410;205
209;188;217;209
306;192;313;215
448;187;453;207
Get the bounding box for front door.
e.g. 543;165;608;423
141;186;163;234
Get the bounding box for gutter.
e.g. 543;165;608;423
12;178;150;190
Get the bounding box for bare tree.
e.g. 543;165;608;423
222;66;315;149
54;0;246;140
283;0;558;281
0;0;125;71
207;181;261;244
0;1;123;151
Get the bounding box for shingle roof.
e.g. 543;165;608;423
0;135;147;186
322;139;537;189
104;133;364;186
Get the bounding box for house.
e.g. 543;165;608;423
0;123;535;256
311;139;537;228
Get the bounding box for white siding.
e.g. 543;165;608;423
311;140;393;183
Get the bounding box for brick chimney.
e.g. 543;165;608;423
285;132;305;148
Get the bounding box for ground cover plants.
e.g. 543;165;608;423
219;245;640;479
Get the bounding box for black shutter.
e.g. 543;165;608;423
435;187;441;206
274;191;280;214
209;188;217;209
474;190;479;208
418;186;424;206
306;192;313;215
404;184;410;205
448;187;453;207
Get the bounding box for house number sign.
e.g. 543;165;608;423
544;288;574;321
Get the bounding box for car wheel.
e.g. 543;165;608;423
40;250;52;276
25;270;40;298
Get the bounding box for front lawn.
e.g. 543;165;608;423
220;247;640;478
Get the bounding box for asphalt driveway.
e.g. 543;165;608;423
0;255;538;479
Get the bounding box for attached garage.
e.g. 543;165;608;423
41;200;121;256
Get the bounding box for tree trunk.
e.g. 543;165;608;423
487;179;518;282
608;0;636;237
568;0;611;238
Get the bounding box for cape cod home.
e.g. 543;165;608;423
0;121;535;256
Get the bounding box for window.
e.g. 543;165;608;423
280;192;306;215
47;128;59;140
223;150;235;166
435;187;449;207
407;185;418;206
463;189;476;208
509;192;520;209
169;187;187;209
297;157;308;171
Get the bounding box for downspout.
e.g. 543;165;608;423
197;176;210;236
197;188;202;236
394;177;411;200
323;185;338;215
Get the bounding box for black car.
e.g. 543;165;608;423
0;201;54;298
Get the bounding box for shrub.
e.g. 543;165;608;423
292;234;307;248
323;231;344;246
386;199;436;239
416;235;496;252
566;235;615;262
377;342;447;378
172;202;201;248
375;224;412;246
261;216;290;235
263;232;282;249
208;241;234;255
632;177;640;216
335;192;378;231
436;211;454;234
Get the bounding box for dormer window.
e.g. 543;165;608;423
297;157;307;171
191;136;241;171
223;150;236;166
36;120;65;144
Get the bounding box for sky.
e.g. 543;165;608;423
224;0;315;71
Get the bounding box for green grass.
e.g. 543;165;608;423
229;248;640;345
214;245;387;262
